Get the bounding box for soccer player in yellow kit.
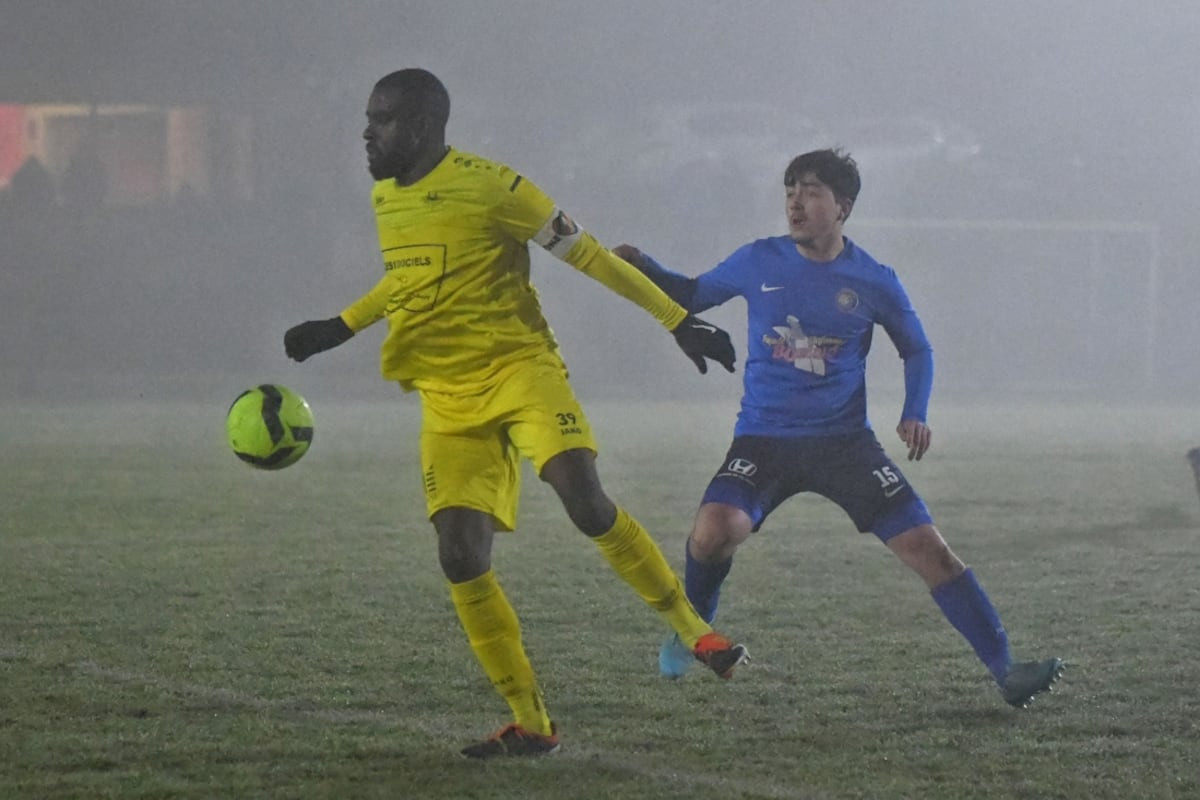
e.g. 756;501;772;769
284;68;748;758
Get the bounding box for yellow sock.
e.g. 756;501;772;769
449;570;552;735
592;507;712;648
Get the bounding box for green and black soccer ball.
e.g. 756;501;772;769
225;384;314;470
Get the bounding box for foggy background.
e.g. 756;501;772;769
3;0;1198;415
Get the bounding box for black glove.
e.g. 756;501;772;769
671;315;736;374
284;317;354;362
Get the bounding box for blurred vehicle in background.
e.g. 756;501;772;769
557;100;827;192
823;115;988;218
551;100;828;265
830;115;982;171
625;101;829;184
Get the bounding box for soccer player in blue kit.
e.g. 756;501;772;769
614;149;1064;708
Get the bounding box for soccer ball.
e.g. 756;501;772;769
225;384;314;469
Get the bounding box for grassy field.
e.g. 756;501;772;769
2;397;1198;799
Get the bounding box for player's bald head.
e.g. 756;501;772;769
374;68;450;128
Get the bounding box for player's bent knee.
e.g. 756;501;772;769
539;449;616;534
690;503;753;561
565;497;617;537
437;543;492;583
555;483;617;536
433;508;495;582
886;524;964;585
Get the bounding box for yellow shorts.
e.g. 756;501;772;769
418;353;598;531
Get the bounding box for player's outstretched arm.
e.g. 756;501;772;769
614;243;698;309
284;317;354;362
671;315;736;374
522;199;736;374
614;243;733;373
285;274;391;362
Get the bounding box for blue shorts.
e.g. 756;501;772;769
700;430;933;542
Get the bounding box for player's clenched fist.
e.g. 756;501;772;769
284;317;354;362
671;315;737;375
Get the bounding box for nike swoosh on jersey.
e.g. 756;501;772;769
761;283;785;292
689;322;717;333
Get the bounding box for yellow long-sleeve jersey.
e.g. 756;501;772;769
339;147;687;392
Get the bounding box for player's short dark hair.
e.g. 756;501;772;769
784;149;861;208
374;68;450;127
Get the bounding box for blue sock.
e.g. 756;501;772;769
930;568;1011;683
684;544;732;624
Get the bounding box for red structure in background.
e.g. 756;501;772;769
0;102;252;204
0;105;27;186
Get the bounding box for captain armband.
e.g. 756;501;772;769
532;207;585;259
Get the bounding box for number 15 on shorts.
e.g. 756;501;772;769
873;466;905;498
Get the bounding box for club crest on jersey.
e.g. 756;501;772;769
836;288;859;312
762;315;844;375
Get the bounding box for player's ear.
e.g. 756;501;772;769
412;115;431;143
412;113;440;146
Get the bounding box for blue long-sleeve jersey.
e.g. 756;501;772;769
641;236;933;437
